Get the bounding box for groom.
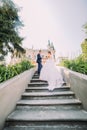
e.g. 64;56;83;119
36;50;42;75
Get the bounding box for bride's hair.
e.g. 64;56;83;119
48;51;51;55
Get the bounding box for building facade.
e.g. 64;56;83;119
25;42;55;64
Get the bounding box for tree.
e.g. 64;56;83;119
83;22;87;34
81;39;87;60
0;0;25;60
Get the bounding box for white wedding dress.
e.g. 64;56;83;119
40;57;64;90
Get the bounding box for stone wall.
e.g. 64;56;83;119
0;68;35;129
62;67;87;111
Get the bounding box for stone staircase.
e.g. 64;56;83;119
4;72;87;130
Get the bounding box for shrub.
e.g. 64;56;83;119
0;60;34;83
60;56;87;75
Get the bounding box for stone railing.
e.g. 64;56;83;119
0;68;35;129
61;67;87;111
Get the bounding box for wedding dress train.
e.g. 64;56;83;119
40;58;64;90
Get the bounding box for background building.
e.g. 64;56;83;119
25;41;55;64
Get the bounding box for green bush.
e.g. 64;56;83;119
60;56;87;75
0;60;34;83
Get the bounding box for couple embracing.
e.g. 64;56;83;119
36;50;64;90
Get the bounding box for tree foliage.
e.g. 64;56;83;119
60;55;87;75
59;22;87;75
81;39;87;60
83;22;87;34
0;0;25;59
0;60;34;83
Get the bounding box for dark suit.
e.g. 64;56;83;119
36;53;42;75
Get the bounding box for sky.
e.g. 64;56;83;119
13;0;87;58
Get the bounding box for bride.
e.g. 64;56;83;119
40;51;64;90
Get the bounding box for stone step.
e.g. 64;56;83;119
28;82;48;87
5;110;87;128
30;79;66;86
26;86;70;92
4;123;87;130
17;99;81;108
34;73;38;75
4;72;87;130
32;76;39;79
16;103;82;111
16;95;82;110
21;91;75;100
32;75;39;78
30;79;47;83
